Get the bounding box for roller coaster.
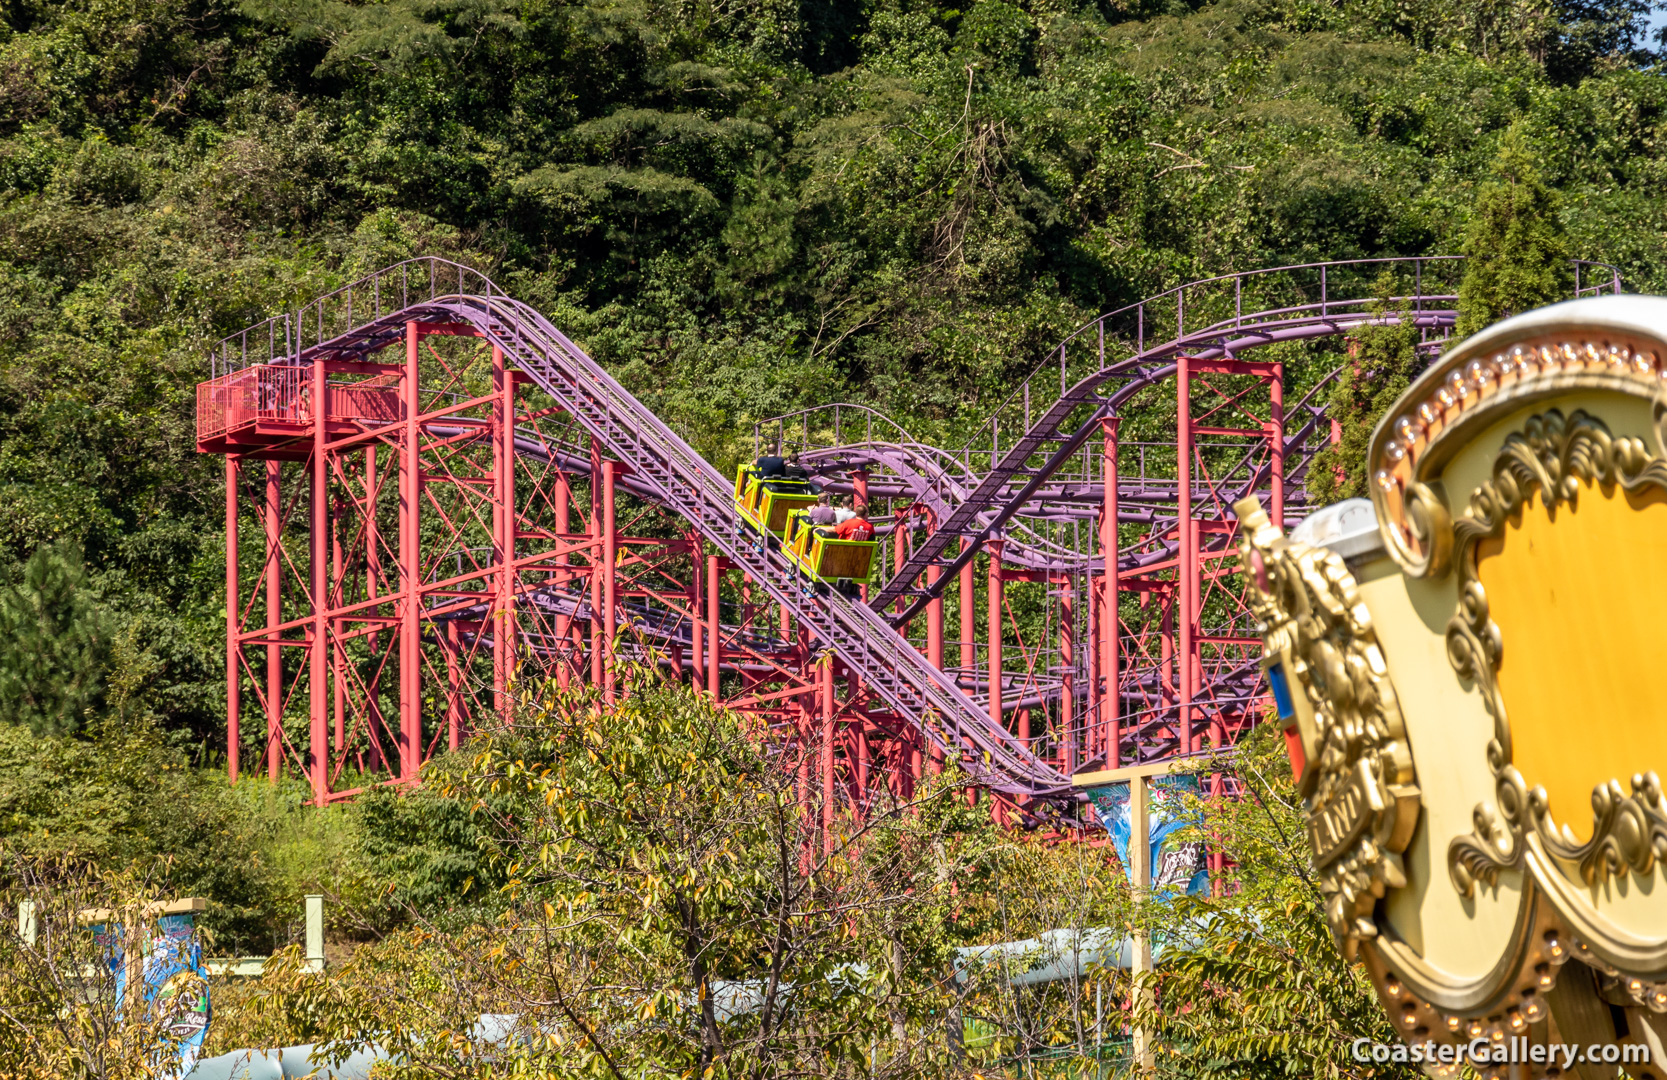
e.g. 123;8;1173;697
196;256;1621;826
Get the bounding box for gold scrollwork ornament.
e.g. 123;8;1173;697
1444;408;1667;894
1234;498;1421;959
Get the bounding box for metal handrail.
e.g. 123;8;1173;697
953;255;1619;462
207;255;1627;795
865;257;1621;618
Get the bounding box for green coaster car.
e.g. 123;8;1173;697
734;463;822;538
781;509;879;590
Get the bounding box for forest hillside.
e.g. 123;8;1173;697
0;0;1662;999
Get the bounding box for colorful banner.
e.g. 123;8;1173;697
1084;775;1209;896
91;911;211;1079
146;912;211;1078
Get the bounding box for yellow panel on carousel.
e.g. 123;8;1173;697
1353;555;1527;985
1238;295;1667;1077
1480;477;1667;845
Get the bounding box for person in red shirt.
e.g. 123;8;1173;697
833;514;874;541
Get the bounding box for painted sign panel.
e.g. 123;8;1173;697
147;912;210;1077
90;912;211;1079
1084;775;1209;896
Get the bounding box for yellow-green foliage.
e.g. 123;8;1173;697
201;671;1133;1078
1136;721;1410;1079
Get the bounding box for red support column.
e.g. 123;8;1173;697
1161;592;1175;742
503;361;517;706
225;457;240;783
446;619;462;750
797;688;811;872
1060;578;1074;774
796;694;810;816
855;723;870;817
602;460;618;702
492;345;511;715
959;538;975;675
265;459;281;782
365;446;383;773
926;561;944;775
310;359;328;804
1271;363;1285;531
926;564;943;669
740;573;753;657
1177;356;1194;757
853;470;870;603
986;539;1003;729
400;321;422;781
553;467;572;689
688;534;703;689
331;496;344;759
820;657;835;853
893;521;907;634
1085;558;1098;764
1101;418;1120;770
706;555;721;695
589;438;604;688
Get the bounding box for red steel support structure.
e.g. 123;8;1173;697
202;308;911;810
204;315;788;804
199;256;1620;822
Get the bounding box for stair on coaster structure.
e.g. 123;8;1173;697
296;292;1072;801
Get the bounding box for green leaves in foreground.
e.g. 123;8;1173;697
220;669;1133;1078
455;668;996;1079
1136;722;1413;1080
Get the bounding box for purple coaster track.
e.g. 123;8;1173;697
202;257;1620;808
757;256;1621;777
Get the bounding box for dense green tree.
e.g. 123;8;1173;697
454;670;1013;1078
1455;130;1574;338
350;756;507;925
0;715;293;951
194;671;1126;1073
1308;275;1426;505
0;543;110;736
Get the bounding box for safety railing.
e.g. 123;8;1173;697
196;364;308;438
752;403;919;459
209;258;500;378
326;376;402;425
950;256;1622;473
197;366;407;440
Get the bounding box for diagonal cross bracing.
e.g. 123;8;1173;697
278;292;1071;798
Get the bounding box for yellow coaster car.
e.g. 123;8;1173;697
781;509;879;589
734;464;821;538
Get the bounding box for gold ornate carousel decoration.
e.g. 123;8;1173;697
1237;295;1667;1079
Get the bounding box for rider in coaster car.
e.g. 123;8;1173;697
755;453;818;495
833;508;875;542
813;498;857;538
808;494;838;531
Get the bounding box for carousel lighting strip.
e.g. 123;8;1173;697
1374;337;1663;496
